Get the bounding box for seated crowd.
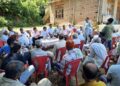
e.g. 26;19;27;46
0;18;120;86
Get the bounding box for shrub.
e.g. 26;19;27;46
0;16;7;27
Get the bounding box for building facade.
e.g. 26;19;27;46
98;0;120;23
44;0;120;24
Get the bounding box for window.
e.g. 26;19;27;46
55;8;64;19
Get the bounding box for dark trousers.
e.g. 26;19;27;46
105;40;112;50
32;36;43;46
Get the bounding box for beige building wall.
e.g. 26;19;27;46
49;0;120;24
50;0;98;25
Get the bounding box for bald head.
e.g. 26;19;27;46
83;62;98;80
91;37;101;43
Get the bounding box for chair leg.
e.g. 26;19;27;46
45;71;47;77
36;73;38;82
66;76;69;86
75;74;78;86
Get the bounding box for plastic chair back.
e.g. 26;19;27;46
112;37;117;49
56;47;66;62
80;40;84;50
0;40;5;48
63;59;81;86
101;56;110;73
74;44;80;49
64;59;81;76
32;56;49;77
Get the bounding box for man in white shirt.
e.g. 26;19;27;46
53;25;62;36
73;34;80;45
77;27;85;41
32;27;41;46
83;17;93;42
20;28;29;37
67;24;73;31
41;26;49;38
62;25;69;36
18;34;30;47
47;24;54;37
32;27;40;38
84;37;107;68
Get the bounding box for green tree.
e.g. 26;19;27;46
0;0;48;27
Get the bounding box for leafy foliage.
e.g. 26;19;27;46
0;16;7;27
0;0;48;27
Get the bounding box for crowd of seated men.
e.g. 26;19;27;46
0;17;120;86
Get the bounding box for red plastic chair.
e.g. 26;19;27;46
80;40;84;50
74;44;80;49
60;59;81;86
73;28;77;33
0;40;5;48
55;47;66;62
112;37;117;49
32;56;49;78
117;36;120;41
101;56;110;73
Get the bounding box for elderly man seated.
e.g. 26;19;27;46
31;40;54;71
73;33;80;45
83;37;107;68
55;40;83;72
0;60;52;86
0;61;26;86
81;61;106;86
31;40;54;59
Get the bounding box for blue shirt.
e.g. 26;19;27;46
0;45;11;55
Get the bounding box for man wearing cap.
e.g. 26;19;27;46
55;40;83;72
